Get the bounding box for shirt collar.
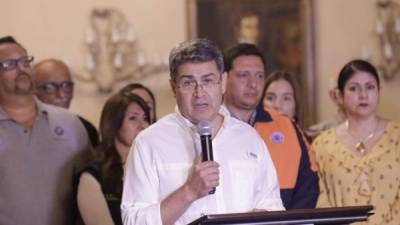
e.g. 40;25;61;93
0;97;49;121
35;98;50;115
0;106;8;121
174;105;231;134
228;109;257;126
254;104;273;123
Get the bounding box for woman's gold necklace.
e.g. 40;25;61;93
345;120;379;155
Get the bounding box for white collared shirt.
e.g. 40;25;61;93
121;106;284;225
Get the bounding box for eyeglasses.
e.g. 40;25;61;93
0;56;34;71
176;75;221;92
36;81;74;94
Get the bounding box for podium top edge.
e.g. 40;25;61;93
188;205;374;225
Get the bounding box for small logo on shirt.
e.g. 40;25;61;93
54;126;64;136
247;151;259;159
270;132;284;144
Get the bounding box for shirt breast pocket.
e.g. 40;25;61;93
229;160;258;210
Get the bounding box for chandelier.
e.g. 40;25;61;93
375;0;400;80
74;8;168;93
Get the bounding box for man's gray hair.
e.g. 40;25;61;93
168;38;224;80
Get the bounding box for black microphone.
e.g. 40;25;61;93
197;120;216;194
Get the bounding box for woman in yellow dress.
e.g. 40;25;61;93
312;59;400;225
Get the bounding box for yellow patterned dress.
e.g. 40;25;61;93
312;121;400;225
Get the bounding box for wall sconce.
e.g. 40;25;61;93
375;0;400;80
74;7;168;93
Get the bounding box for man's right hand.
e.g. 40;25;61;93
182;155;220;202
160;155;220;225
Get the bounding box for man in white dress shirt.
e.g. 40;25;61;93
121;38;284;225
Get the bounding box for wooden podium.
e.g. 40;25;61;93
188;205;374;225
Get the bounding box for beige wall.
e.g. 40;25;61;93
1;0;399;127
314;0;400;122
0;0;185;126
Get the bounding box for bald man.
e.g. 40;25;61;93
34;59;99;147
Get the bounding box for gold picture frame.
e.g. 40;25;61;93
187;0;316;127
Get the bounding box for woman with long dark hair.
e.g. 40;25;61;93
76;92;150;225
120;83;157;123
313;59;400;224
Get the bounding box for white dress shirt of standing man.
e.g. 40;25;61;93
121;38;284;225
